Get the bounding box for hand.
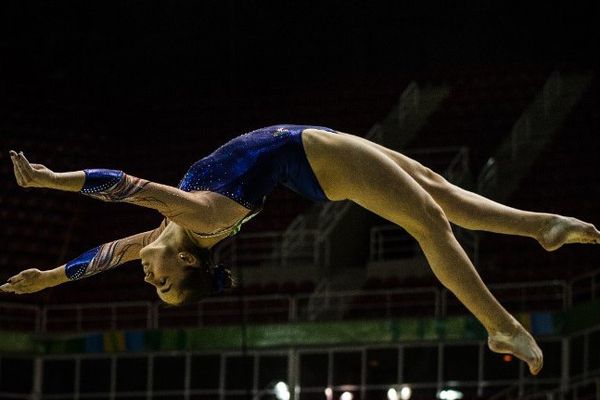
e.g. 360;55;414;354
1;268;50;294
10;150;57;189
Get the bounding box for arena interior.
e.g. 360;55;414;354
0;2;599;400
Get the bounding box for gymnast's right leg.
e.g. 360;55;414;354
305;133;544;374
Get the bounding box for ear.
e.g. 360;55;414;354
177;251;201;267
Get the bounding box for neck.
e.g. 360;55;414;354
158;221;224;250
183;227;225;249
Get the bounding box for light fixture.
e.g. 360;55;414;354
340;392;353;400
400;385;412;400
387;388;399;400
273;381;290;400
437;389;464;400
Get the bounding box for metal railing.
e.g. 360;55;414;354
570;268;600;307
369;225;417;262
490;376;600;400
2;328;599;400
0;303;40;332
0;335;591;400
441;280;569;316
3;270;598;334
41;301;153;333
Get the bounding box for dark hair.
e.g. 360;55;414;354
177;246;235;305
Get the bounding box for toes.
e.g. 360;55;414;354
530;357;543;375
528;348;544;375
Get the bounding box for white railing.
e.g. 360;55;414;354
442;280;569;316
489;376;600;400
9;333;600;400
0;302;40;332
522;377;600;400
369;225;417;262
2;272;595;334
369;222;481;264
570;268;600;307
304;279;332;321
215;231;284;268
41;301;152;333
154;293;294;328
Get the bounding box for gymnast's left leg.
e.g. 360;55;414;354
334;131;600;251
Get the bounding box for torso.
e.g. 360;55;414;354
178;125;338;238
186;190;255;239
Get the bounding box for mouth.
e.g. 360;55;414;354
160;284;172;294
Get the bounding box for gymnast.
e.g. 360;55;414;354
2;125;600;374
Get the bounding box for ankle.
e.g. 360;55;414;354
534;214;556;237
488;318;521;338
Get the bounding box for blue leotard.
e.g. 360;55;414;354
178;124;336;210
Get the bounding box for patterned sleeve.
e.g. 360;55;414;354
64;224;165;281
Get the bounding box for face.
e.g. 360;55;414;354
139;243;194;305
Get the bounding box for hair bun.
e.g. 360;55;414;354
211;263;235;294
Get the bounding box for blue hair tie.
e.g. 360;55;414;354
212;264;229;295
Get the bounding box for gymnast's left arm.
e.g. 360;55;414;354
0;224;165;294
9;150;213;231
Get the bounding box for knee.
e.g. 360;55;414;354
418;166;448;190
411;201;452;241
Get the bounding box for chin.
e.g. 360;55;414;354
159;294;181;306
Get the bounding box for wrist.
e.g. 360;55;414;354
52;171;86;192
44;266;70;287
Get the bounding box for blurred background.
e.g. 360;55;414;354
0;1;599;399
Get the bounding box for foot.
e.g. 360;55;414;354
537;215;600;251
488;323;544;375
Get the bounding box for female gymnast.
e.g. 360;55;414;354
2;125;600;374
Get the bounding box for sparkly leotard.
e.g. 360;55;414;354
179;124;335;208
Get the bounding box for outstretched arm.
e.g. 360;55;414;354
0;222;166;294
9;150;214;231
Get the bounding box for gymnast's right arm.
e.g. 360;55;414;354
9;150;214;231
0;225;165;294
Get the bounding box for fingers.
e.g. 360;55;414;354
18;152;35;176
10;151;25;186
0;282;21;294
1;269;40;295
15;151;34;180
9;151;35;187
2;273;22;293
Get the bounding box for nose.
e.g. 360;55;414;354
144;271;166;287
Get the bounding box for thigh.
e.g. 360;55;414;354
302;129;447;238
336;131;436;184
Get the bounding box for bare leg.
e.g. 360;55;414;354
304;131;543;374
343;133;600;251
